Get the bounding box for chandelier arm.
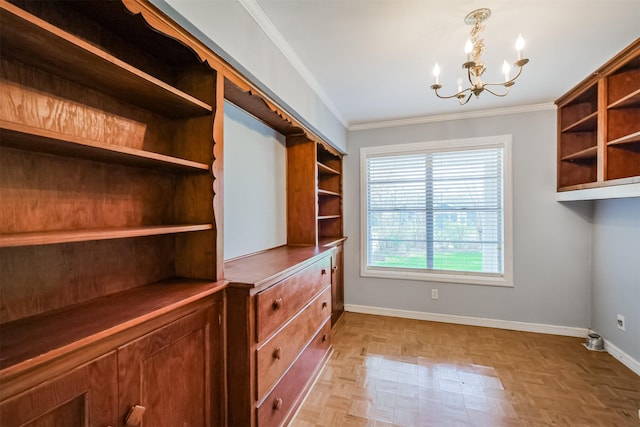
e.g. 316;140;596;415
458;93;473;105
484;86;511;97
466;67;474;85
484;62;527;88
432;86;471;100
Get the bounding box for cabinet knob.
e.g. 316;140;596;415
272;298;283;310
322;301;328;309
321;268;327;275
332;266;337;272
273;397;283;411
273;347;282;359
322;334;327;343
124;404;146;426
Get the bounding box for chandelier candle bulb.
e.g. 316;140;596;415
433;62;440;85
516;34;525;60
502;60;511;81
465;38;473;61
457;77;463;93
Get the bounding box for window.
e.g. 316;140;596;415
360;135;513;286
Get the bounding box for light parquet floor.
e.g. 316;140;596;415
291;312;640;427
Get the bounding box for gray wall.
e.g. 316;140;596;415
156;0;347;152
345;109;594;328
591;198;640;361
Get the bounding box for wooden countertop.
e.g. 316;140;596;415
0;278;226;396
224;241;344;291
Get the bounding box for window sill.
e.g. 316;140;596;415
361;266;513;287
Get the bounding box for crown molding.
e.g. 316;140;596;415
349;103;556;131
237;0;349;129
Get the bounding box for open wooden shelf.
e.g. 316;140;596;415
561;111;598;133
0;278;226;375
608;131;640;146
317;215;341;220
0;121;210;172
0;224;213;248
317;236;348;248
0;3;212;118
608;88;640;109
317;162;341;176
561;146;598;161
318;189;341;197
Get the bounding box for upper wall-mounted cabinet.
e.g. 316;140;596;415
556;38;640;201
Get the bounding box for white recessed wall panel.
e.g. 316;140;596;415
224;102;287;260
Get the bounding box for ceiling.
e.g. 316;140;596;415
242;0;639;128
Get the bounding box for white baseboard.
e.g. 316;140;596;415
588;331;640;376
344;304;589;337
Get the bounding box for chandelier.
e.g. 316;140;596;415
430;8;529;105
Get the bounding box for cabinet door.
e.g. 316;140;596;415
0;352;118;427
117;301;223;427
331;243;344;326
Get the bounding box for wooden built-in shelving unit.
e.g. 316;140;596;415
316;143;343;241
556;38;640;200
0;1;224;419
1;0;346;424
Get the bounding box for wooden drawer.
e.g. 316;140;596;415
257;320;331;427
256;255;331;342
256;286;331;400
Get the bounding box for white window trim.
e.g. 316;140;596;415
360;135;513;287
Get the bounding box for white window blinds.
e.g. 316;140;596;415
365;146;504;276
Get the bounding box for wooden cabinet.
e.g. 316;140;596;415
285;135;346;327
1;352;118;427
118;302;224;427
556;38;640;199
225;246;334;427
331;243;345;325
0;288;225;427
0;300;224;427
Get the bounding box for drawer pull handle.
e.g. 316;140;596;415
273;397;283;411
322;334;327;343
321;268;327;275
322;301;328;309
272;298;283;310
273;347;282;359
124;404;146;426
332;266;338;272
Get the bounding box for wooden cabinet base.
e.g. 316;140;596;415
258;321;332;427
0;352;118;427
226;246;335;427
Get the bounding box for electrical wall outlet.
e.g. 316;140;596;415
431;289;439;300
617;314;625;331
